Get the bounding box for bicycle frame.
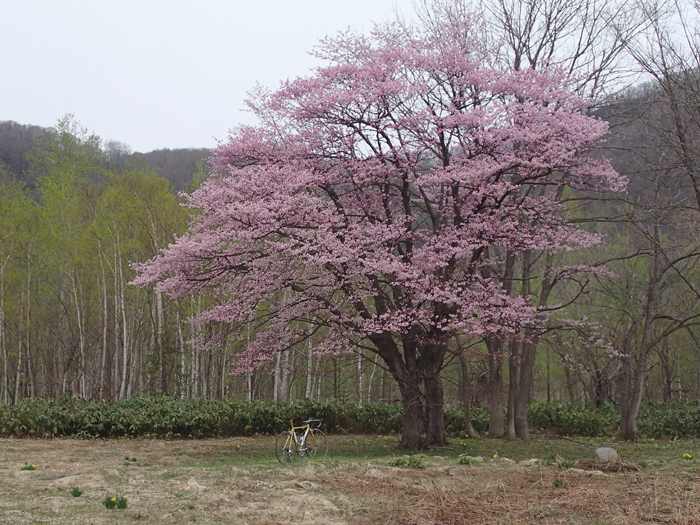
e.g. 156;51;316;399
277;418;325;462
288;419;320;456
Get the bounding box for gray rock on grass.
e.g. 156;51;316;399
594;447;620;463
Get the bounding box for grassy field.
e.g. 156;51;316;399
0;433;699;524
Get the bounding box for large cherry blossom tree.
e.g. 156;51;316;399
134;12;624;448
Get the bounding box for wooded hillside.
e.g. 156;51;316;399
0;120;209;191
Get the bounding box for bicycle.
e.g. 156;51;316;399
275;418;328;463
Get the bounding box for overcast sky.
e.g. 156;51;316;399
2;0;409;153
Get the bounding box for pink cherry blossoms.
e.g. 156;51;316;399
134;14;624;448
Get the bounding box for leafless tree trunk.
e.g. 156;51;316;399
0;251;11;404
486;337;505;438
458;351;479;438
14;289;23;402
117;231;130;400
357;351;364;407
305;322;314;399
98;243;109;400
176;303;188;398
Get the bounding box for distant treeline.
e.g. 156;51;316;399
0;120;209;190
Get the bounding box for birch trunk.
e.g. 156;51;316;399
113;242;120;399
305;322;313;399
280;350;291;401
156;290;165;393
24;250;34;397
14;291;23;402
176;305;186;398
357;351;364;407
117;230;130;400
274;352;281;402
247;322;253;401
98;243;109;400
367;360;377;403
0;254;9;404
70;275;87;398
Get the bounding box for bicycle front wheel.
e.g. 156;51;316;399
306;428;328;459
275;431;297;463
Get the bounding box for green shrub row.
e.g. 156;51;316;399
449;400;700;439
441;401;620;438
636;400;700;439
0;396;405;438
1;396;699;439
526;401;621;437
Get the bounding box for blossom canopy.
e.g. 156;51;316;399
134;13;623;448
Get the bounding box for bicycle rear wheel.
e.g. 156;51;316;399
275;431;297;463
306;428;328;459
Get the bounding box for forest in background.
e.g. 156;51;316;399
0;119;209;192
2;0;700;443
0;93;690;408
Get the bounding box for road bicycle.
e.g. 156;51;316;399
275;418;328;462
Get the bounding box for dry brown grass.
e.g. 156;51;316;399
328;464;700;524
576;459;641;472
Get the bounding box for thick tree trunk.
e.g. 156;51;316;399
399;378;424;449
423;353;446;447
371;334;426;449
369;332;450;448
620;353;647;441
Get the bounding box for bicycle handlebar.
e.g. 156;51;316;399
303;418;322;427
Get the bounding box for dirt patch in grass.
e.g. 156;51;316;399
0;437;699;524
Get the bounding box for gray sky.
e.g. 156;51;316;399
2;0;407;152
